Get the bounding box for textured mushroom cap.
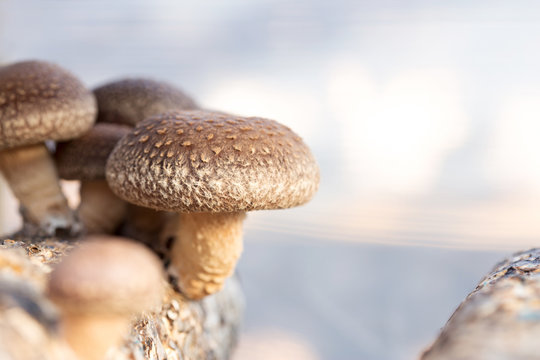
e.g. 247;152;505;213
0;60;97;150
47;236;164;315
106;110;320;212
94;78;199;127
55;123;131;180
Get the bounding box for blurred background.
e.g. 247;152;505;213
2;1;540;359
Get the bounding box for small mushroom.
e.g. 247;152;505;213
93;77;199;127
55;123;131;234
0;60;96;236
93;77;198;243
106;110;320;299
46;236;164;360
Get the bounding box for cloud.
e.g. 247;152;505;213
202;76;323;143
488;92;540;195
327;60;469;195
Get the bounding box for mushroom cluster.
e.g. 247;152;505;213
106;110;320;298
0;59;319;357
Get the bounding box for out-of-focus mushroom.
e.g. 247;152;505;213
106;110;320;299
55;123;131;234
93;77;198;127
46;236;164;360
93;77;198;244
0;60;96;236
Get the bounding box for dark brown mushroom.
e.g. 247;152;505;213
93;77;199;127
0;60;96;236
93;77;198;244
106;110;320;299
55;123;131;234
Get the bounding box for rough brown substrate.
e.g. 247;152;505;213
0;237;243;360
421;248;540;360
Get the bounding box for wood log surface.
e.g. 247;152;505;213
421;248;540;360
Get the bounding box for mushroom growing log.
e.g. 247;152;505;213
421;248;540;360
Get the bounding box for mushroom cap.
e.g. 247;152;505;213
0;60;97;150
106;110;320;212
47;236;164;315
93;78;199;127
55;123;131;180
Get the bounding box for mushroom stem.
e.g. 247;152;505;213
78;180;127;234
0;143;77;236
170;212;246;299
61;313;130;360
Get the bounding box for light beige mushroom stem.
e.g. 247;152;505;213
171;212;246;299
61;313;131;360
0;143;76;234
78;180;127;234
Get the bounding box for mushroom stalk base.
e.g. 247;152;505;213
61;314;129;360
0;144;76;236
171;212;245;300
78;180;127;234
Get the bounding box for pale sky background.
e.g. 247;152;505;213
2;1;540;359
2;1;540;243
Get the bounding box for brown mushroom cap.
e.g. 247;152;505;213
47;236;164;315
55;123;131;180
106;110;320;212
93;78;199;127
0;60;96;150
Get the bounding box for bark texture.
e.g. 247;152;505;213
421;248;540;360
0;236;244;360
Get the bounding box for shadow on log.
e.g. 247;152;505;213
421;248;540;360
0;236;244;359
